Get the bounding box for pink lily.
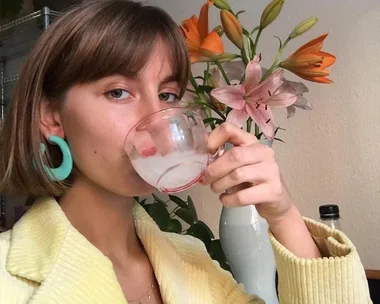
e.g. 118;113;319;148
282;81;312;118
210;59;297;139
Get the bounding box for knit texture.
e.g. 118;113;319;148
0;197;372;303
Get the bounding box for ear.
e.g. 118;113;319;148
40;97;65;140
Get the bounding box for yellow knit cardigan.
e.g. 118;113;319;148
0;197;372;303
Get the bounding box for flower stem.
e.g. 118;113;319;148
204;63;210;85
215;60;231;85
241;47;249;65
261;37;291;81
253;28;263;56
195;100;226;120
247;118;252;133
255;123;260;137
190;71;199;91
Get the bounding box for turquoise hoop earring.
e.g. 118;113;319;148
39;136;73;181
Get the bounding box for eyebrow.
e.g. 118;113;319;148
110;73;178;85
160;75;178;85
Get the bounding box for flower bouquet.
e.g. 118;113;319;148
178;1;337;301
180;0;336;140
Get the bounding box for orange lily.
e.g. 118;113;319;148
280;33;336;83
180;0;224;63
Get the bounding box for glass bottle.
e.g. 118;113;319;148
319;204;342;230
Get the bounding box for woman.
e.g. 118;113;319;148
0;0;371;303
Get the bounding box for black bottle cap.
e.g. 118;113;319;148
319;204;340;219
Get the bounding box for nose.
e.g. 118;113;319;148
125;93;177;158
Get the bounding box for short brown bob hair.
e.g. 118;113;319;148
0;0;190;197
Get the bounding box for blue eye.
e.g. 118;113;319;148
159;92;179;103
107;89;130;101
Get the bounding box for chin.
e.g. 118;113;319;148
127;178;156;197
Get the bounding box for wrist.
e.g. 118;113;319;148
267;202;300;229
267;203;322;259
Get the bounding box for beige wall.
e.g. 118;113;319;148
150;0;380;270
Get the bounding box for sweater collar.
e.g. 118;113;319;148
6;197;211;304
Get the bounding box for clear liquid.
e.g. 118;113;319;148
131;151;208;189
320;218;342;230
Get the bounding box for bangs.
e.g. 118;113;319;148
43;1;189;99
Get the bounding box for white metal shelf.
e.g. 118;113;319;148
0;9;61;34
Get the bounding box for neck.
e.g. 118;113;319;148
59;176;144;266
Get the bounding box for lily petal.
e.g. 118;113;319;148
297;74;334;84
226;108;250;128
200;31;224;57
293;70;333;83
246;103;275;140
210;85;245;110
282;80;309;95
264;91;297;108
190;52;208;64
211;68;224;86
246;69;283;103
287;106;296;118
244;60;263;95
294;95;312;110
319;51;336;68
181;16;201;51
223;60;245;82
198;1;213;41
292;33;328;57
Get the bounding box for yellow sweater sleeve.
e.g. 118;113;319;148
270;218;372;304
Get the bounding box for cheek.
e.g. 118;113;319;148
69;116;127;159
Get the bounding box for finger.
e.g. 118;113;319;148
219;183;273;207
205;144;275;184
207;122;257;154
210;163;270;194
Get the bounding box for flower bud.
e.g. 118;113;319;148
220;10;244;49
260;0;284;30
213;0;230;10
289;17;318;39
212;25;224;37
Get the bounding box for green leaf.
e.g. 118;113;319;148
273;35;283;51
209;240;232;273
146;203;170;230
245;35;256;61
168;195;188;209
242;28;251;36
197;220;215;239
139;199;147;206
203;117;225;125
274;137;285;143
209;240;227;261
152;193;166;205
175;208;194;225
198;85;214;94
165;219;182;233
235;10;245;18
187;222;212;250
187;196;198;222
251;26;260;34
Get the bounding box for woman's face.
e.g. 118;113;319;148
57;42;182;196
